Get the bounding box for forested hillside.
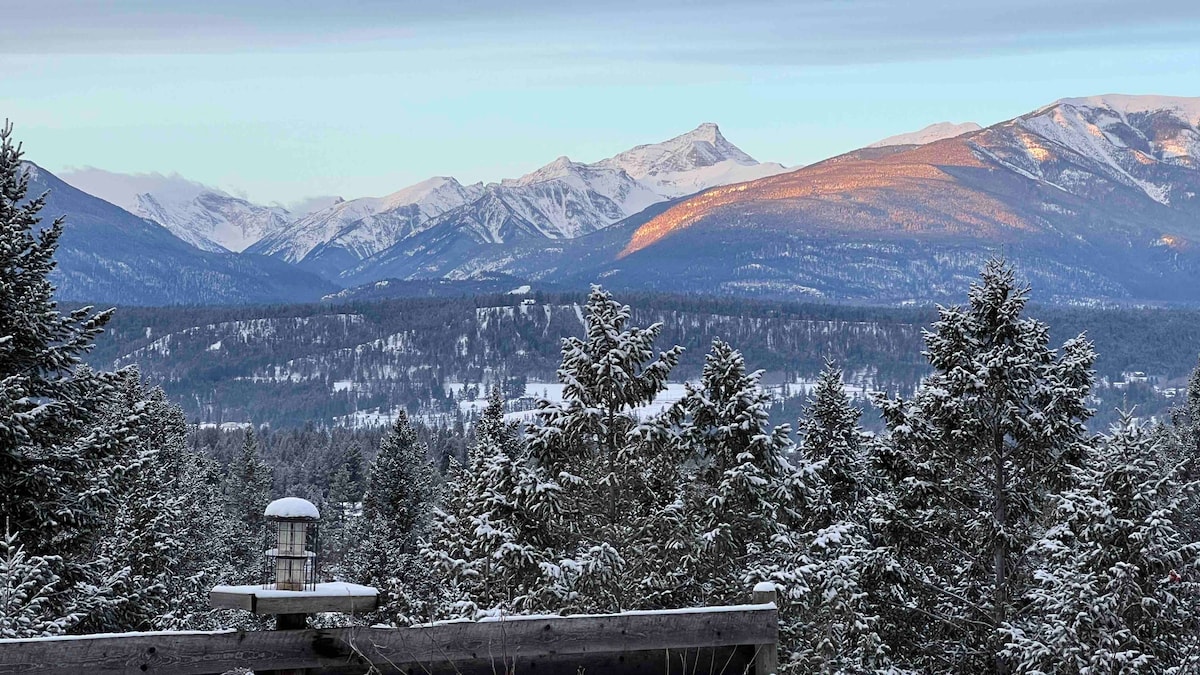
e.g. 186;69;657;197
87;292;1200;429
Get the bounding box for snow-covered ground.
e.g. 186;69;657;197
335;372;880;430
197;421;255;431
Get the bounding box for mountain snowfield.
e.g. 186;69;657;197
59;168;292;252
867;121;983;148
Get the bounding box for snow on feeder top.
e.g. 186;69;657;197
264;497;320;592
265;496;321;521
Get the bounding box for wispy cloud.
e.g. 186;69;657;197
9;0;1199;64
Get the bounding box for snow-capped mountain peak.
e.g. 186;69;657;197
59;168;289;252
599;122;759;180
246;176;486;272
381;176;475;210
868;121;983;148
506;157;583;187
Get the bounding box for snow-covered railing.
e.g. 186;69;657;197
0;586;778;675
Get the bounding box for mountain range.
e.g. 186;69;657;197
595;94;1200;304
34;94;1200;306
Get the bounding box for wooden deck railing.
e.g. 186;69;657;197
0;589;779;675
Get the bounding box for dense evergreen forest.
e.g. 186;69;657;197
82;288;1200;431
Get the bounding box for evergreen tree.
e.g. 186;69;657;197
1004;415;1200;673
875;260;1096;671
1164;357;1200;542
171;446;240;629
85;373;181;632
425;387;542;616
0;528;80;638
771;359;901;673
798;360;869;522
524;285;683;612
324;444;366;566
0;122;138;629
772;521;903;674
224;428;273;584
346;412;438;625
673;339;810;604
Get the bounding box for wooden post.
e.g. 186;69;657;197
264;613;308;675
752;582;779;675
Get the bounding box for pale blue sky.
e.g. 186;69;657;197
2;0;1198;206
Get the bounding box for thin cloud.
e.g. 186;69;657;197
6;0;1199;66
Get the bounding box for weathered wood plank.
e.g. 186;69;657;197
209;589;379;615
0;606;776;675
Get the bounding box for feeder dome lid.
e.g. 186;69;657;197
264;497;320;521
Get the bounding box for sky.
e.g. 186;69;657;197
2;0;1198;207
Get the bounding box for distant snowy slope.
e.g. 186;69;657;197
868;121;983;148
285;195;345;216
60;168;291;252
1053;94;1200;125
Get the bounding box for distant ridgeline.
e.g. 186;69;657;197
84;292;1200;430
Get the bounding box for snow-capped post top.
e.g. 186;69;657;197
751;581;778;610
752;581;778;594
264;497;320;521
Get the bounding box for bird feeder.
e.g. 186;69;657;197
263;497;320;591
210;496;378;629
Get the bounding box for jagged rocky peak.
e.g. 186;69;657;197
601;122;759;179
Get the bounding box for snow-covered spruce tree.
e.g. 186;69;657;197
1004;414;1200;673
1163;357;1200;542
672;339;810;604
171;445;241;629
0;528;79;639
425;387;543;616
223;428;273;584
0;122;138;634
83;372;177;632
346;412;439;625
874;259;1096;672
87;373;238;631
524;286;683;613
798;359;870;523
775;359;901;673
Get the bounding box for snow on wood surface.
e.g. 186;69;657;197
0;628;237;644
263;496;320;519
210;581;377;598
422;601;777;627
